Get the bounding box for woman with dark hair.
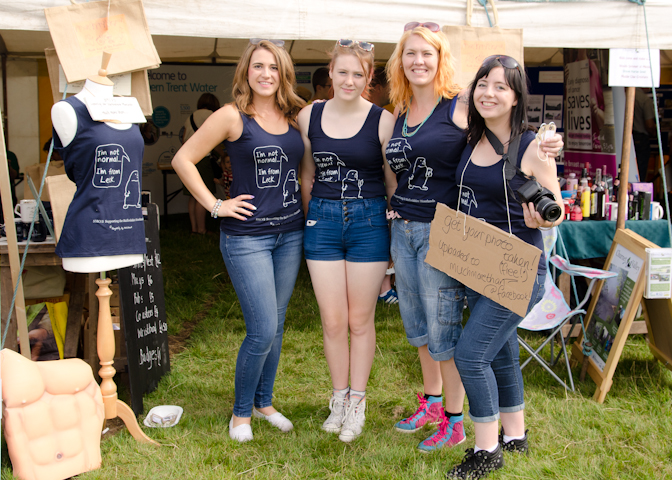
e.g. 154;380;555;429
447;56;562;479
172;39;305;443
385;23;563;456
298;39;396;443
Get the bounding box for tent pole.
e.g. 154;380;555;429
0;113;30;357
617;87;636;230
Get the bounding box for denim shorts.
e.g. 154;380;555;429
303;196;390;262
390;219;465;361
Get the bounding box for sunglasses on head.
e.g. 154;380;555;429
250;38;285;48
483;55;520;71
337;39;375;52
403;22;441;32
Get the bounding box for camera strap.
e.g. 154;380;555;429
484;127;527;204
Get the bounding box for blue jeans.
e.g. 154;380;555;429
455;274;545;423
390;219;465;361
220;229;303;417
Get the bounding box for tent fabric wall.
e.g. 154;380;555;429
0;0;671;59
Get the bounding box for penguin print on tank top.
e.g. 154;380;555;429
53;96;146;258
308;102;386;201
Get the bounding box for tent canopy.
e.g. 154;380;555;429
1;0;671;64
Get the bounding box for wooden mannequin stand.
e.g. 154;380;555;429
96;276;158;445
50;51;158;445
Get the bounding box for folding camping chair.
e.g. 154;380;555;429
517;227;617;391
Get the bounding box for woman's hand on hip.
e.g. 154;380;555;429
220;194;257;221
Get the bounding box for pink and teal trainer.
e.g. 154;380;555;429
394;393;443;433
417;412;465;453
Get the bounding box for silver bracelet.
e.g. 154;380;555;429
211;199;223;218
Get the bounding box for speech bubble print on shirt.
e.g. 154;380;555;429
255;145;288;188
92;143;131;188
313;151;345;183
459;187;479;216
385;138;412;173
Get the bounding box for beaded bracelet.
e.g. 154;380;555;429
211;199;223;218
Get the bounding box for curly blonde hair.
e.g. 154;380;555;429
231;41;305;127
386;27;461;114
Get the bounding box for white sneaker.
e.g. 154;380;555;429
339;397;366;443
253;408;294;432
229;417;253;443
322;395;347;433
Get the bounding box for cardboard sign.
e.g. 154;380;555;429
83;96;146;124
426;204;541;317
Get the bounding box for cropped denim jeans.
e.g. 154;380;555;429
220;229;303;417
390;219;465;361
455;274;545;423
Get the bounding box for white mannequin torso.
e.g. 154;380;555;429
51;78;143;273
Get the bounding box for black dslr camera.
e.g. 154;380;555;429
517;179;562;222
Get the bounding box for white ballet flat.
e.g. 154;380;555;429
253;408;294;432
229;417;253;442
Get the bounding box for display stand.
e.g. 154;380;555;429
570;229;669;403
94;275;158;445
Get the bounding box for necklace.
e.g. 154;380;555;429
401;97;440;138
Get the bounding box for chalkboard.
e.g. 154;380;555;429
118;203;170;415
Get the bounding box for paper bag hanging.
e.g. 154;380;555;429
44;0;161;84
441;0;524;89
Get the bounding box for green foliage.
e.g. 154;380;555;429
3;221;671;479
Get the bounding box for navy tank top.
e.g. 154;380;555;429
53;96;146;258
308;102;386;200
222;113;304;235
456;130;546;274
385;97;467;222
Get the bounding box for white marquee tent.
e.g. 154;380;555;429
1;0;671;62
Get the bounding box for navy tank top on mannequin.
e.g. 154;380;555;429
385;97;467;222
456;130;546;274
53;96;146;258
308;102;386;200
222;113;304;235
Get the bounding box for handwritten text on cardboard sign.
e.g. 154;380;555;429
426;204;541;317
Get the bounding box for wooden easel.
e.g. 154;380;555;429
570;229;659;403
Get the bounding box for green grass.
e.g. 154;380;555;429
3;215;672;479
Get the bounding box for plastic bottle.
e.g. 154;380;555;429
565;172;578;191
580;177;591;218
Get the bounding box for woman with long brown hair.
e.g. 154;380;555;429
172;39;305;443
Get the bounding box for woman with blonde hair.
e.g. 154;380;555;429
298;39;396;442
172;39;305;443
385;23;562;453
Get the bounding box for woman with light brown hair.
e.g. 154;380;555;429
172;39;305;443
298;39;396;442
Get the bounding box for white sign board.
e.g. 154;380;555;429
83;96;147;124
608;49;660;88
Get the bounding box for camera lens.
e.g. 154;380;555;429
536;197;562;222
